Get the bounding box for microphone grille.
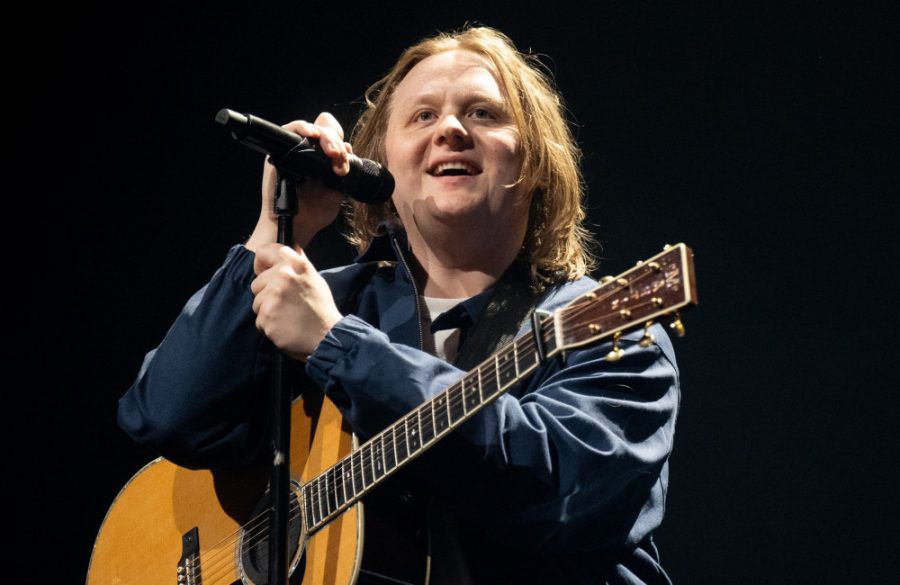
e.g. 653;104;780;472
351;158;395;204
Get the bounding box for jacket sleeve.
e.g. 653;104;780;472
117;245;275;469
305;313;680;553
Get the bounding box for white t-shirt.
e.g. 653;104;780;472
421;295;468;363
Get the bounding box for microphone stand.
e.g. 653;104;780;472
268;170;297;585
216;107;392;583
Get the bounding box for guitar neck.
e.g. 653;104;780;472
301;318;557;534
300;243;696;536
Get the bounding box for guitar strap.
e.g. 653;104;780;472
452;260;544;372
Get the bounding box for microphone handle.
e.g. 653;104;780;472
215;108;394;204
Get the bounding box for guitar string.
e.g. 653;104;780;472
186;500;294;579
300;336;542;533
301;334;538;498
190;500;305;585
304;326;548;502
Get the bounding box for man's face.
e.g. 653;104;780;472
384;50;527;238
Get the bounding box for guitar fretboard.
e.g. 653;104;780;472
300;317;557;533
297;243;695;536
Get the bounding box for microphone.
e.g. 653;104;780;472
215;108;394;204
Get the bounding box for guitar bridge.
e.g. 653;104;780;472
177;527;200;584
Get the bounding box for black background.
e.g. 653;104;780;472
14;2;896;583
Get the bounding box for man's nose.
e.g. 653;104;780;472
434;115;471;149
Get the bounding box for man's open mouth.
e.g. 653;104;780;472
428;161;481;176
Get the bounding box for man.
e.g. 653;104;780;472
119;26;679;584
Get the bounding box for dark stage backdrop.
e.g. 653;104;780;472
15;3;895;583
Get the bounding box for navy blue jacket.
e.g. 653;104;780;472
119;232;680;584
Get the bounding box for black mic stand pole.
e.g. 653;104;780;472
268;169;298;585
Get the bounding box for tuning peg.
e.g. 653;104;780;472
599;276;615;285
606;331;624;362
639;321;656;347
669;312;685;337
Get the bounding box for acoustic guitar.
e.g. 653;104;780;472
87;243;697;585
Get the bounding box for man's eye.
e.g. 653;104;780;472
470;108;494;119
415;111;435;122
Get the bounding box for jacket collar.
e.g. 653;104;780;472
354;221;408;264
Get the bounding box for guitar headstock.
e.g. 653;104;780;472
555;244;697;358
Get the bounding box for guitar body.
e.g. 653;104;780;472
88;389;366;585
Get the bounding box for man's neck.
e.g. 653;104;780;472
404;224;525;298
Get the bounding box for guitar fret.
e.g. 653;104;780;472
542;321;558;356
362;444;374;487
382;432;396;473
514;342;520;377
340;459;352;503
319;476;328;522
477;366;484;402
498;350;516;388
342;463;351;505
372;441;384;480
352;449;365;492
518;344;538;371
463;376;479;413
433;392;450;434
333;462;345;507
406;411;421;452
308;482;320;527
494;355;502;390
430;399;438;437
447;384;464;425
420;404;436;445
395;419;409;462
304;487;315;529
325;470;337;514
481;364;498;400
316;476;328;522
347;452;358;498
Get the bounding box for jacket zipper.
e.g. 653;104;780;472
391;236;425;351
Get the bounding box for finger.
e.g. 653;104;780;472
310;114;350;176
314;112;344;141
261;157;277;195
317;125;348;158
313;127;349;177
250;269;272;296
251;284;263;314
253;242;290;275
281;119;321;139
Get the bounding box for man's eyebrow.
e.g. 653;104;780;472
395;89;507;109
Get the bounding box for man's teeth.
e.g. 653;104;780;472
433;162;476;176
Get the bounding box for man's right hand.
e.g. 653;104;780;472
244;112;349;253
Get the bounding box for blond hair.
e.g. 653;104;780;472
347;26;595;286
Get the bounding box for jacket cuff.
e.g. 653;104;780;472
221;244;256;288
305;314;377;387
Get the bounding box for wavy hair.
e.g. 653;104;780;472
346;26;595;286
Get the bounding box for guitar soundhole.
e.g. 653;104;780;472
237;483;305;585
